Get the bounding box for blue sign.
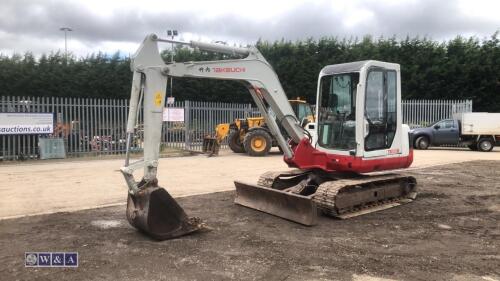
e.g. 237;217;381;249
52;253;65;266
38;253;51;266
64;253;78;266
25;252;78;267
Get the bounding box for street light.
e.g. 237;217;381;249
166;30;178;62
59;27;73;63
166;29;178;98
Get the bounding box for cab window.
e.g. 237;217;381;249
435;120;454;129
317;73;359;150
444;120;454;128
294;103;313;121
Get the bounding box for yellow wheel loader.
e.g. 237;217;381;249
203;99;314;156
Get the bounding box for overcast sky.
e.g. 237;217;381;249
1;0;499;57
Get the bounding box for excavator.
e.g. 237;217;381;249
202;98;315;156
120;34;417;240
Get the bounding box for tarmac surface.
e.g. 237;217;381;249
0;161;499;281
0;147;499;219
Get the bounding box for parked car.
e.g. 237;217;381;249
410;113;500;152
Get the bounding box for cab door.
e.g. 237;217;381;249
363;68;399;158
433;120;459;145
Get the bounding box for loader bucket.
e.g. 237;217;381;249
234;181;317;226
126;186;204;240
202;136;219;156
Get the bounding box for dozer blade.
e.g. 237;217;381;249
234;181;317;226
126;186;204;240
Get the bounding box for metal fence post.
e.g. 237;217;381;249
184;100;190;150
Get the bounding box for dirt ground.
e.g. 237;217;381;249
0;147;499;219
0;161;498;281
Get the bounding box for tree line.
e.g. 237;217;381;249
0;33;498;111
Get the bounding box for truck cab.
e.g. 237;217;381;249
411;119;463;149
430;119;460;146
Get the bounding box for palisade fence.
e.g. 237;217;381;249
0;96;259;160
402;99;473;128
0;96;472;160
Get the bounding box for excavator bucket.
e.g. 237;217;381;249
126;186;204;240
234;181;318;226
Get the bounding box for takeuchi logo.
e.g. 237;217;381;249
212;67;246;73
197;66;247;73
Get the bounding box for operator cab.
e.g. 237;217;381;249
316;60;403;159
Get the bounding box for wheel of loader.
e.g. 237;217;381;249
244;129;272;156
228;130;245;153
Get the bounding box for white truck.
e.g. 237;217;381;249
411;112;500;152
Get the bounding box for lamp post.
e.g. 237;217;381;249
59;27;73;63
166;30;178;98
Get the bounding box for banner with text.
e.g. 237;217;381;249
162;108;184;122
0;113;54;135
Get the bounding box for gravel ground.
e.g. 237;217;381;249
0;161;499;281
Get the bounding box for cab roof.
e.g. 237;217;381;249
321;60;400;75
